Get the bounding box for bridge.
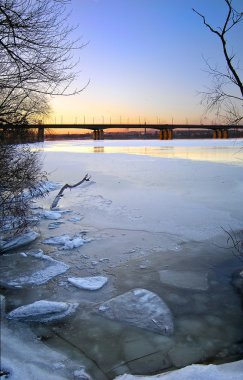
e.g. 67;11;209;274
0;123;241;141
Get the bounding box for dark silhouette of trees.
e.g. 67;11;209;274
193;0;243;124
0;145;47;237
0;0;85;238
0;0;85;124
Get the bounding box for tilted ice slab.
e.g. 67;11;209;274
159;270;209;291
7;300;78;323
42;234;90;250
99;288;174;335
68;276;108;290
0;230;39;252
0;249;69;288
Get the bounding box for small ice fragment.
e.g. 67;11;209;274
19;252;28;257
68;276;108;290
68;217;82;222
99;258;110;262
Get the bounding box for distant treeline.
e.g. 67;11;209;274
0;128;40;144
1;127;242;144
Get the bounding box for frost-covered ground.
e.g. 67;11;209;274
1;138;243;380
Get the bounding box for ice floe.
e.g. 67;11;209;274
7;300;78;322
73;366;92;379
99;288;174;335
68;276;108;290
0;230;39;252
41;210;62;220
68;216;83;222
159;269;209;291
48;221;65;229
42;234;90;250
0;249;69;288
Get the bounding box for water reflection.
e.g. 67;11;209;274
42;140;243;167
93;146;105;153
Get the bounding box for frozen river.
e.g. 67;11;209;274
1;139;243;379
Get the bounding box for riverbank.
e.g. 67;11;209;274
1;139;243;379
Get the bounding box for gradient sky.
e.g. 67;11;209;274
48;0;242;125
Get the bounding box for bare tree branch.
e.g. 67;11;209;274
193;0;243;124
0;0;87;124
51;174;91;209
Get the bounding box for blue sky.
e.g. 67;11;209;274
49;0;242;125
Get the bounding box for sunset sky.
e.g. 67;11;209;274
48;0;242;126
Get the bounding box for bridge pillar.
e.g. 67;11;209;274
223;129;229;139
93;129;104;140
213;130;217;139
99;129;104;140
159;129;173;140
37;126;44;142
217;129;223;139
168;129;173;140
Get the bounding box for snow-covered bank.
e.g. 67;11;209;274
2;318;242;380
114;360;243;380
1;139;243;379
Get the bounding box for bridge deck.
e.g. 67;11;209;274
0;123;240;130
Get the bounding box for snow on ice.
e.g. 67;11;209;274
7;300;78;323
114;360;243;380
42;234;90;250
68;276;108;290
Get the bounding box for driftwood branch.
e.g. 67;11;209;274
50;173;91;209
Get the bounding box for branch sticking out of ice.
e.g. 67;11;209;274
68;276;108;290
7;300;78;323
51;174;91;209
42;234;90;250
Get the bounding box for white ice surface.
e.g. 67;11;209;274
68;276;108;290
40;139;243;243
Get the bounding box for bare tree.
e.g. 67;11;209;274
0;144;48;238
193;0;243;124
0;0;86;124
0;0;86;239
